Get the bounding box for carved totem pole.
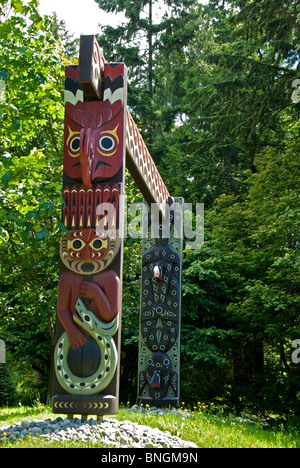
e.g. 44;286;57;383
51;37;127;416
50;36;183;416
137;199;183;407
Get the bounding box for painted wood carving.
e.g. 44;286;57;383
137;199;183;406
51;36;127;416
50;35;183;416
125;109;170;210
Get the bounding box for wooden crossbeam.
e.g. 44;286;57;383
78;35;170;210
125;109;170;209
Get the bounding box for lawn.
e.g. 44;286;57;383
0;403;299;448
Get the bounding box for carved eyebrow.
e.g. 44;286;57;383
97;106;122;128
100;124;120;144
66;126;80;146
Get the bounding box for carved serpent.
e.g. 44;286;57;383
55;298;118;395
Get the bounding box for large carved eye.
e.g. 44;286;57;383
99;136;115;152
73;239;83;250
67;126;80;157
68;239;85;251
97;124;119;157
70;136;80;154
92;239;103;249
89;237;108;251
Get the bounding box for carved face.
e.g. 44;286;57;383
141;305;179;353
64;100;124;182
141;248;180;353
60;228;119;275
145;353;174;400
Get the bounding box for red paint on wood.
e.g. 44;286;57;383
64;100;124;183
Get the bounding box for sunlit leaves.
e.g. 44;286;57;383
0;1;68;373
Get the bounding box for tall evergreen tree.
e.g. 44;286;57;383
233;0;300;67
174;0;300;406
94;0;199;146
162;0;300;205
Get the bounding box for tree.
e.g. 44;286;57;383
0;362;16;406
50;13;79;61
0;0;66;386
162;0;300;206
95;0;199;145
180;127;300;408
233;0;300;68
200;124;299;408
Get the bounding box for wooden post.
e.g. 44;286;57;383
50;36;127;417
137;198;184;407
50;35;183;415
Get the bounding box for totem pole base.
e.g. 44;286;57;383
52;394;119;417
136;397;180;408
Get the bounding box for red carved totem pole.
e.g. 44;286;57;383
51;36;127;416
50;35;183;416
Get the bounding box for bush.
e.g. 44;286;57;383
0;363;17;406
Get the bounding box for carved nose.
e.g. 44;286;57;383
80;128;93;188
80;244;91;260
153;265;162;280
151;370;161;389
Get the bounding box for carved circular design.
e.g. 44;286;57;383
55;301;118;395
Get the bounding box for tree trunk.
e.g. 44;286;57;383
148;0;153;100
148;0;153;144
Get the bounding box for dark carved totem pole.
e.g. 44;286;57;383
50;35;183;416
51;37;127;416
137;200;183;407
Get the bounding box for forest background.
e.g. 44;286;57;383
0;0;299;415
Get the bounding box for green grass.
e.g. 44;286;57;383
0;402;299;448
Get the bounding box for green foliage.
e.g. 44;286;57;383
181;132;300;409
0;1;65;157
0;0;299;414
161;0;299;205
96;0;200;146
0;0;67;385
0;362;17;406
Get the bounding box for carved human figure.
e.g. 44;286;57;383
57;228;120;350
57;269;119;350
